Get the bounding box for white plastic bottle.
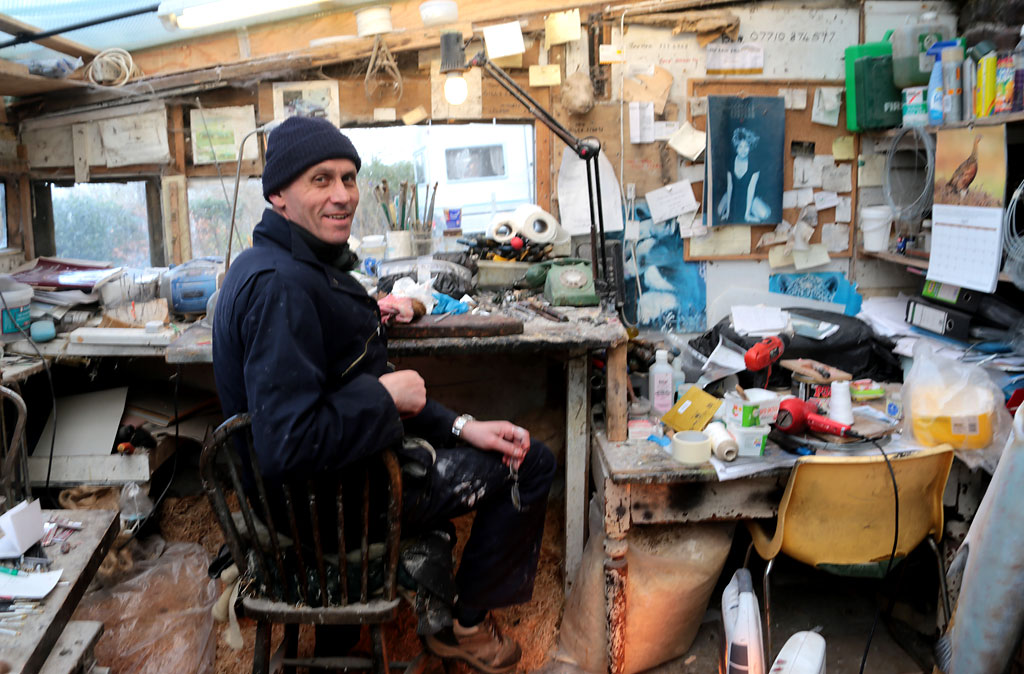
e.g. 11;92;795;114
671;354;688;402
928;48;945;125
648;349;674;416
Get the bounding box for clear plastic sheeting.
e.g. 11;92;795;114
73;539;218;674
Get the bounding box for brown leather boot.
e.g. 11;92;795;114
424;613;522;674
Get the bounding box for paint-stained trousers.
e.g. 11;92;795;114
402;439;556;610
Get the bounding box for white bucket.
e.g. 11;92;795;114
355;6;393;38
860;206;893;252
0;275;33;335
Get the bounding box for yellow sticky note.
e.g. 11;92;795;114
545;9;581;48
768;245;794;268
832;136;855;161
402;106;428;125
661;387;723;432
688;226;751;257
492;53;523;69
529;64;561;87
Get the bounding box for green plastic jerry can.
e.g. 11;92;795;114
845;30;895;132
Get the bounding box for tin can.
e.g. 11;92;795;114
791;373;832;401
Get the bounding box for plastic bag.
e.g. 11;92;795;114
904;341;1011;470
73;540;218;674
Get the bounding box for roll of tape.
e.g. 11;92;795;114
671;431;712;464
488;214;519;243
512;204;561;244
705;421;738;461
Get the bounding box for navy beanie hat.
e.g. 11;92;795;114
261;116;362;200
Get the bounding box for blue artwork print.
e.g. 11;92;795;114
622;202;707;333
769;272;863;315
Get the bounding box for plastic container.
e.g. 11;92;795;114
891;12;952;89
910;384;996;449
844;31;894;132
723;388;779;427
0;275;32;336
977;52;998;117
860;206;893;252
649;349;674;416
927;43;947;125
419;0;458;27
902;86;929;126
359;234;386;261
727;422;770;457
942;46;964;123
1012;27;1024;111
995;52;1016;113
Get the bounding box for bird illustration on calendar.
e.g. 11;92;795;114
933;126;1006;208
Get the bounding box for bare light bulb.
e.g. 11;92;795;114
444;73;468;105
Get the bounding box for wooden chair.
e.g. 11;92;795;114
745;444;955;660
0;385;30;514
200;413;426;674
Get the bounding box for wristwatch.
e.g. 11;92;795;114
452;414;475;438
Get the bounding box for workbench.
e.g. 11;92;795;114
591;430;790;674
1;509;119;674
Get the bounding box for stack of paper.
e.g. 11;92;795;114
731;305;789;336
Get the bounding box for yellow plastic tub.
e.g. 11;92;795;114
910;385;996;449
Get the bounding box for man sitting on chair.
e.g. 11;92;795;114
213;116;555;674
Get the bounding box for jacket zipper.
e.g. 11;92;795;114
339;324;380;381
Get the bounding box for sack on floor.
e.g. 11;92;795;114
73;540;218;674
557;499;734;674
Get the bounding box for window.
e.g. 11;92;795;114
344;123;535;234
188;178;265;260
52;182;150;267
445;145;506;181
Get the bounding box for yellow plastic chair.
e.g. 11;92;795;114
746;445;954;659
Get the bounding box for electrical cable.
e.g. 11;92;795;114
0;288;59;497
883;125;935;224
1002;176;1024;290
194;97;247;256
858;436;900;674
85;48;143;87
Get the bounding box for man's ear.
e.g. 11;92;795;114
267;192;285;210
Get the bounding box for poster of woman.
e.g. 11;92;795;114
706;96;785;227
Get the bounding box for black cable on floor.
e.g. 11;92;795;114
858;436;900;674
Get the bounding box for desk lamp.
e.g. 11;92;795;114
223;119;284;276
439;32;617;312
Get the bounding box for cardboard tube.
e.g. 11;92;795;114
513;204;561;244
488;214;519;243
705;421;739;461
672;430;712;464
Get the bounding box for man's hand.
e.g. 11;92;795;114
459;420;531;469
377;295;421;325
379;370;426;418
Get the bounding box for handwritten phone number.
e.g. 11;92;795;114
747;31;836;43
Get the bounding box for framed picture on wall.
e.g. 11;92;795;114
272;81;341;126
705;96;785;227
189;105;258;165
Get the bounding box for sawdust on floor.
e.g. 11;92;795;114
158;493;568;673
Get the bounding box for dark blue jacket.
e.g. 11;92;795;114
213;208;457;480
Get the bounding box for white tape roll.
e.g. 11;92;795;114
512;204;561;244
671;431;712;464
705;421;739;462
488;214;519;243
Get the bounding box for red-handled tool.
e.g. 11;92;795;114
744;335;786;388
775;398;863;439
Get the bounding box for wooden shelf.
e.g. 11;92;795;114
871;111;1024;138
858;248;1012;282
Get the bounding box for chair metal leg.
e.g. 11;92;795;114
371;624;389;674
253;620;273;674
763;557;775;665
928;537;952;630
283;624;299;674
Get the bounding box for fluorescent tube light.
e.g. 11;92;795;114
158;0;332;31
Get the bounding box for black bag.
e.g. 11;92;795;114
689;308;903;389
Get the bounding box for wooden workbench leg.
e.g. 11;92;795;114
565;355;589;594
602;478;630;674
606;343;627;442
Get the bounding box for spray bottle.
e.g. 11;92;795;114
927;40;960;125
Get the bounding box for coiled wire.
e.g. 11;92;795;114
85;48;142;87
1003;176;1024;290
883;126;935;223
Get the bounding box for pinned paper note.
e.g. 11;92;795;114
373;108;396;122
835;195;852;222
680;163;705;185
822;222;850;252
629;101;655;144
545;9;581;48
622;66;673;115
858;154;885;187
646;180;699;223
483;21;526;59
821;164;852;192
792;243;831;270
0;500;43;558
793;156;822;188
678;209;707;238
599;44;624;64
689;226;752;257
689;97;708;117
778;88;807;110
832;136;855;161
796;187;815;207
706;42;764;75
768;245;795;268
529;64;561;87
668;121;706;161
813;191;840;211
811;87;843;126
492;53;523;68
654;120;679;140
783;190;798;209
402;106;428;125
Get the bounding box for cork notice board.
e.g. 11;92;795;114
685;79;856;261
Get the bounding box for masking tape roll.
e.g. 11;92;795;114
705;421;739;462
489;214;520;243
671;430;712;464
512;204;561;244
